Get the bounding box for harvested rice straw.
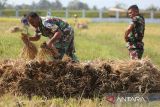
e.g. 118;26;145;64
37;42;60;62
62;54;72;62
20;33;38;60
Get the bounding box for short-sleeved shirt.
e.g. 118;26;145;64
35;18;74;50
35;18;69;38
127;15;145;49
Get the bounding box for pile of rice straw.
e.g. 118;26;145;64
0;58;160;98
37;42;58;62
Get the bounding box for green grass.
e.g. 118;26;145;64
1;94;160;107
0;18;160;66
74;22;160;66
75;23;127;60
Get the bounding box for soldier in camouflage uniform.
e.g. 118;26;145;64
124;5;145;60
25;12;78;61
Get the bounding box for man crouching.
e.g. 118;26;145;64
23;12;78;62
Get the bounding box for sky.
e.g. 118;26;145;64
7;0;160;9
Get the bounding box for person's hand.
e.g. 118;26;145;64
45;41;60;58
46;40;53;49
21;33;29;44
125;35;129;42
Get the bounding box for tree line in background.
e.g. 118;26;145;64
0;0;160;11
1;0;89;10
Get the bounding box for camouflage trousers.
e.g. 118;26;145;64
55;26;78;62
129;48;144;60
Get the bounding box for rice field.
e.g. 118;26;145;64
0;17;160;107
0;18;160;65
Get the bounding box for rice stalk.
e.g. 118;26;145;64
20;34;38;60
37;42;59;62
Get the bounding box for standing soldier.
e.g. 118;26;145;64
124;5;145;60
22;12;78;62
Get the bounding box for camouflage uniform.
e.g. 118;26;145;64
35;17;78;61
126;15;145;59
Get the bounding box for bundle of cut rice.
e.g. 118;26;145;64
8;26;22;33
37;42;60;62
77;23;88;29
20;33;38;60
62;54;72;62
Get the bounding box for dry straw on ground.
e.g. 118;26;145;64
0;58;160;98
8;26;22;33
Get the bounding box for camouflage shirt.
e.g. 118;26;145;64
36;17;69;38
35;17;75;58
36;17;73;47
127;15;145;49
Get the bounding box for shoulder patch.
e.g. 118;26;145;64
43;19;58;30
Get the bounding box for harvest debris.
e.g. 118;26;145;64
0;59;160;98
